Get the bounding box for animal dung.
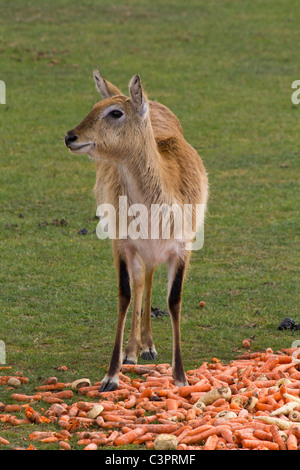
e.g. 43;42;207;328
278;318;300;331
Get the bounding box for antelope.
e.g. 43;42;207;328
65;70;208;391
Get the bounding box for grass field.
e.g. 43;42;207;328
0;0;299;448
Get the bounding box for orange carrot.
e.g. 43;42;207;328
3;404;22;413
11;393;35;402
179;380;211;398
37;383;66;391
259;356;279;373
203;434;218;450
270;425;286;450
234;429;256;442
182;425;229;445
286;433;298;450
124;394;137;409
242;439;279;450
220;427;234;444
59;441;72;450
146;440;155;449
26;444;37;450
114;427;146;446
126;423;180;434
255;403;273;412
215;437;227;450
186;408;196;421
214;374;235;385
289;426;300;438
253;429;273;441
0;436;10;445
83;443;98;450
41;436;59;444
53;390;73;400
166;399;179;411
132;432;155;445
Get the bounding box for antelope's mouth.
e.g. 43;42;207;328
67;141;95;154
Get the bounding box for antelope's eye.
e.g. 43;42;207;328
109;109;123;119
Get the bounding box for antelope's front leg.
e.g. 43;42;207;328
167;254;189;388
123;256;145;364
99;258;131;392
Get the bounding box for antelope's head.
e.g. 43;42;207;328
65;70;149;161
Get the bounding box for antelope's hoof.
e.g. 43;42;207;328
141;347;157;361
174;377;188;388
122;353;137;365
122;358;136;365
99;375;119;392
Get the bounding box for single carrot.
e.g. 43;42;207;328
182;424;212;438
214;374;235;385
186;408;196;421
234;429;255;441
146;440;155;449
132;432;155;445
11;393;35;402
41;436;59;444
179;380;211;398
215;437;227;450
242;439;279;450
220;427;234;444
212;398;227;408
270;425;286;450
83;443;98;450
53;390;73;400
37;383;66;391
253;429;273;441
3;404;22;413
286;433;298;450
203;434;219;450
0;436;10;445
166;399;179;411
124;394;137;409
125;423;180;434
114;427;146;446
59;441;72;450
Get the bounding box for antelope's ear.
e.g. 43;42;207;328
93;70;122;98
129;74;148;118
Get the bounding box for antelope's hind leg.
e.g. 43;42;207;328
99;257;131;392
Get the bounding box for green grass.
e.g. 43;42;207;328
0;0;300;449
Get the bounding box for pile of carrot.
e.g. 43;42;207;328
1;346;300;450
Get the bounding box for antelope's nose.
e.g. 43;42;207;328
65;131;78;147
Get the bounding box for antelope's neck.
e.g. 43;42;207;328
118;138;166;207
